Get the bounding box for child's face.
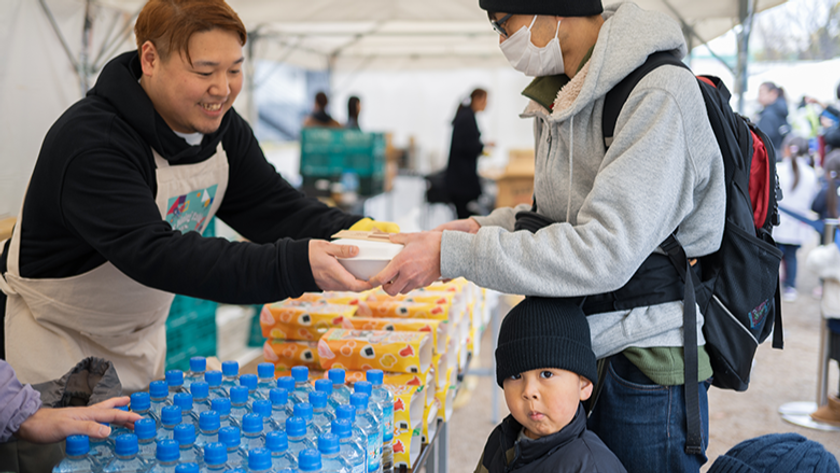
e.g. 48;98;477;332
503;368;593;440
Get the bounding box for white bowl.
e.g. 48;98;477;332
332;239;404;280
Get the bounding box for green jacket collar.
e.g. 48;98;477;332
521;46;595;112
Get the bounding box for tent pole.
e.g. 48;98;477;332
735;0;757;115
80;0;93;93
38;0;86;95
661;0;736;77
246;30;259;126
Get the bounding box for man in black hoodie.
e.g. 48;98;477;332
0;0;394;392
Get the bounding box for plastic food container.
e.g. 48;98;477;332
332;238;404;280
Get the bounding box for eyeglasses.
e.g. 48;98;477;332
488;13;514;38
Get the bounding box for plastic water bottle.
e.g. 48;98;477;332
134;418;158;464
211;398;235;429
191;381;213;415
239;374;261;406
298;449;322;472
174;392;201;431
256;363;276;400
229;386;252;427
130;391;159;427
206;371;227;400
157;405;182;441
265;431;297;471
219;426;249;469
148;439;180;473
200;442;229;473
353;382;383;473
185;357;207;388
314;379;339;414
332;419;365;473
150;380;171;419
251;400;272;424
309;391;335;437
334;405;367;468
52;435;98;473
285;416;317;459
366;370;394;473
294;402;315;435
108;405;132;442
317;433;348;473
174;424;203;464
176;463;199;473
276;377;297;406
167;370;187;401
349;393;380;473
241;413;266;451
221;361;240;395
197;411;221;449
290;366;314;405
246;448;273;473
88;431;114;466
102;434;146;473
327;369;352;405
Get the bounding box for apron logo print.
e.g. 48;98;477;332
165;185;217;234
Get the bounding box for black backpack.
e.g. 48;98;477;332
602;51;784;454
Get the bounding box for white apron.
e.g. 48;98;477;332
0;143;229;392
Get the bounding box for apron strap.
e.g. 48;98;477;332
0;238;14;296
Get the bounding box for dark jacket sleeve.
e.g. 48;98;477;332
0;361;41;443
450;108;484;160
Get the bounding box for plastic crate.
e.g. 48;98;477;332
300;129;386;180
248;305;265;347
165;295;217;371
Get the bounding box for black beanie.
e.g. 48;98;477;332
479;0;603;17
495;297;597;387
708;433;840;473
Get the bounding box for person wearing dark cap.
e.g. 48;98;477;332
708;433;839;473
474;297;625;473
372;0;725;472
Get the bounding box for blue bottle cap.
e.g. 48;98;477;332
199;410;221;431
298;448;322;472
156;439;180;462
285;416;306;437
174;423;196;445
252;399;272;418
114;433;139;456
161;405;182;426
175;462;199;473
239;373;258;390
366;369;384;385
317;433;340;455
248;447;272;471
335;404;356;421
166;369;184;387
222;360;239;377
189;357;206;373
328;368;345;384
309;390;327;409
203;442;228;465
314;379;333;394
266;430;289;452
218;426;241;447
269;387;289;405
190;381;209;400
116;405;129;412
257;363;275;379
241;413;263;433
130;392;150;412
65;435;90;456
134;418;156;440
230;385;249;404
174;392;193;410
291;366;309;382
294;402;313;421
354;380;372;395
350;392;369;409
276;376;295;391
211;398;231;415
331;418;352;439
205;370;223;387
149;380;168;398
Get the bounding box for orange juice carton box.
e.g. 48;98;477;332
317;328;431;374
344;317;446;355
260;301;357;341
421;394;441;444
386;383;425;470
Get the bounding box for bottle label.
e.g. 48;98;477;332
367;432;381;472
382;404;394;442
352;462;366;473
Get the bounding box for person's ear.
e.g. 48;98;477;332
139;41;160;76
579;375;594;401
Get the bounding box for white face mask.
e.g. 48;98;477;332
500;16;565;77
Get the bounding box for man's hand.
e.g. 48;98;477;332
434;218;480;234
16;396;141;444
309;240;373;292
348;217;400;234
370;232;442;295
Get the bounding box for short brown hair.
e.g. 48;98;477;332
134;0;247;64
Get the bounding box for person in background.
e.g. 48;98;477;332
812;149;840;221
444;88;492;219
805;82;840;153
757;81;791;154
775;135;819;302
302;91;342;128
345;96;361;130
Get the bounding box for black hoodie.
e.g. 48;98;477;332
1;51;361;308
476;405;626;473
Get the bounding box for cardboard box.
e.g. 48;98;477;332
495;149;535;209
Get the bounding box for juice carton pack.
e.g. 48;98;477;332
345;317;446;355
260;302;357;341
262;339;321;371
386;384;425;470
317;328;431;374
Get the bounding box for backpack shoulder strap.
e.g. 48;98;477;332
603;51;689;149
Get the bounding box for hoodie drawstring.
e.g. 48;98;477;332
566;115;574;223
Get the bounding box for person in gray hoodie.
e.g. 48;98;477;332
371;1;725;471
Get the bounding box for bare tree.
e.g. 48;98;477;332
752;0;840;61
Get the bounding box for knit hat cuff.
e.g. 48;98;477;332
495;337;597;387
707;455;760;473
479;0;603;17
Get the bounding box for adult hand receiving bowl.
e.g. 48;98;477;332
309;240;373;292
369;231;443;295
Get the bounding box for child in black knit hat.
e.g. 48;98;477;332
474;297;625;473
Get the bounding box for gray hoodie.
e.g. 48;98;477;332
440;2;725;358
